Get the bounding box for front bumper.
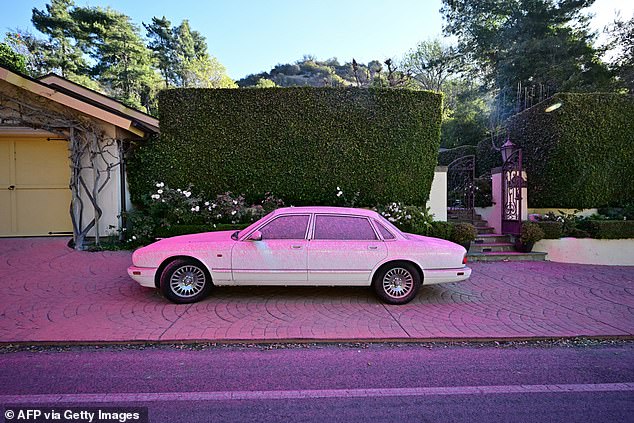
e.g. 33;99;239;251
423;266;472;285
127;266;158;288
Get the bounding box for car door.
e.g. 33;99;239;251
231;214;310;284
307;214;387;285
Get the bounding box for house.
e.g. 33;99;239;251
0;65;158;248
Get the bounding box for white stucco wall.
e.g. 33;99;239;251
78;125;124;238
426;167;447;222
488;172;503;234
534;238;634;266
475;206;496;229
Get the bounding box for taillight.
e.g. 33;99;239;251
463;255;468;265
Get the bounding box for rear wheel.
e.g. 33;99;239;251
160;259;212;304
373;262;420;305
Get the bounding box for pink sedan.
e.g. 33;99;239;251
128;206;471;305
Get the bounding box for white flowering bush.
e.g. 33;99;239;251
145;183;202;226
374;202;434;234
124;183;287;245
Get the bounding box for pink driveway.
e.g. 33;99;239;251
1;237;633;343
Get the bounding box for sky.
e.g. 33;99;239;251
0;0;632;80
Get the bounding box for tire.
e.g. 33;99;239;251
160;259;212;304
373;262;421;305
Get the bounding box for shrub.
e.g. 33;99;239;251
425;221;454;240
128;87;443;206
375;203;434;235
519;222;545;244
538;210;583;237
535;221;563;239
577;220;634;239
125;183;285;246
450;222;477;246
597;204;634;220
507;93;634;208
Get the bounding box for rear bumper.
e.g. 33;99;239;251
127;266;158;288
423;266;472;285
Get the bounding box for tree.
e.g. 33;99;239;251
144;16;175;88
3;30;49;76
442;0;614;115
0;42;27;74
254;78;277;88
31;0;87;78
401;39;488;147
606;13;634;93
402;39;459;92
441;80;490;148
71;6;159;110
172;20;236;88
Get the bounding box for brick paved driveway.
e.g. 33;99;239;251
1;238;633;343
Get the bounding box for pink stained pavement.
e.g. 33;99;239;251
0;237;633;343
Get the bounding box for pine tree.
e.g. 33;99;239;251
31;0;86;77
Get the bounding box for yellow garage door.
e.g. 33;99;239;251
0;137;72;236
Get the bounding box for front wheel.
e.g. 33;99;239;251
373;263;421;305
160;259;212;304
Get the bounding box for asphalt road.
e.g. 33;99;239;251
1;342;633;422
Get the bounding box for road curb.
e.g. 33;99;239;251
2;335;633;349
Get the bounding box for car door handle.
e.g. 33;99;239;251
291;245;303;249
368;245;378;250
7;185;15;190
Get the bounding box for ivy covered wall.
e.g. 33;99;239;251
508;93;634;208
128;87;443;206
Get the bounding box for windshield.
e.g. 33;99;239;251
237;210;275;239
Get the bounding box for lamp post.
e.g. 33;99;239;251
501;138;516;163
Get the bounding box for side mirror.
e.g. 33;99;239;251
249;230;263;241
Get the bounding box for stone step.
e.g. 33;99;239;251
469;242;516;253
448;212;482;220
472;220;490;227
474;234;512;244
467;251;548;262
476;226;496;234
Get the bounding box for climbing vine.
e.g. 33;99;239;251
0;88;122;250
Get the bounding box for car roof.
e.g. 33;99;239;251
272;206;380;218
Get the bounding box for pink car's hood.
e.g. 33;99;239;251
151;230;235;247
132;230;236;268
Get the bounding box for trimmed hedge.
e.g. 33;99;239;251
535;221;564;239
128;87;442;206
577;220;634;239
507;93;634;208
476;137;502;177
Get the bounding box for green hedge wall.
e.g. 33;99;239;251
535;221;564;239
507;93;634;208
577;220;634;239
128;87;442;206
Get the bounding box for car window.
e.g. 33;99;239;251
313;215;378;240
258;215;309;240
374;220;395;240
